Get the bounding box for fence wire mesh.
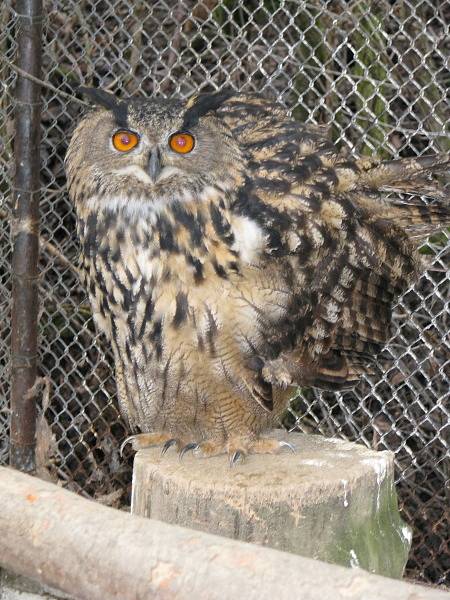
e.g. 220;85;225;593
0;0;449;587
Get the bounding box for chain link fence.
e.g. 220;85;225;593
1;0;449;587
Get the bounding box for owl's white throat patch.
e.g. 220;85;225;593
85;194;159;221
86;186;202;222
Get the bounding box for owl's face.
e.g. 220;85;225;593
66;91;244;213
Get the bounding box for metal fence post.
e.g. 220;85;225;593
10;0;43;471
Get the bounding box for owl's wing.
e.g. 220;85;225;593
220;94;449;390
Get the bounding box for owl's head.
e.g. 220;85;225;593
65;88;245;214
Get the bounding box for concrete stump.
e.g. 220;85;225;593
132;431;411;579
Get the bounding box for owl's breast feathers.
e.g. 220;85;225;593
77;189;294;429
74;93;449;430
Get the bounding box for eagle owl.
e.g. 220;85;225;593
65;89;449;463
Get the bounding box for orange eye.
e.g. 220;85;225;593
112;130;139;152
169;132;195;154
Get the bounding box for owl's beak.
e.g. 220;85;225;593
147;147;162;183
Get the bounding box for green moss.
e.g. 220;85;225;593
319;477;411;578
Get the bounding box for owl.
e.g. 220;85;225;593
65;89;449;463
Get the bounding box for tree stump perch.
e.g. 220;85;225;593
132;431;411;579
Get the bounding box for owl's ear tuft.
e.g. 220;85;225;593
77;87;119;110
182;90;235;129
77;87;129;128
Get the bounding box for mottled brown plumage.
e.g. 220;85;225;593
65;90;449;462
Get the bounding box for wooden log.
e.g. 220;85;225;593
0;569;71;600
132;431;411;579
0;466;447;600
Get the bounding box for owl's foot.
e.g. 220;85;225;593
120;432;188;457
182;436;296;465
121;432;295;465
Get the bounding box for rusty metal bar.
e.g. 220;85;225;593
10;0;43;471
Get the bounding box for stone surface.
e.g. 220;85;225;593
132;431;412;579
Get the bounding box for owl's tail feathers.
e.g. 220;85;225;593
381;199;450;242
337;154;450;242
350;153;449;193
262;348;380;393
305;350;376;391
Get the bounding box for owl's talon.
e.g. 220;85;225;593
120;435;136;457
179;442;199;461
229;450;245;467
279;440;296;453
161;438;178;456
120;432;178;458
